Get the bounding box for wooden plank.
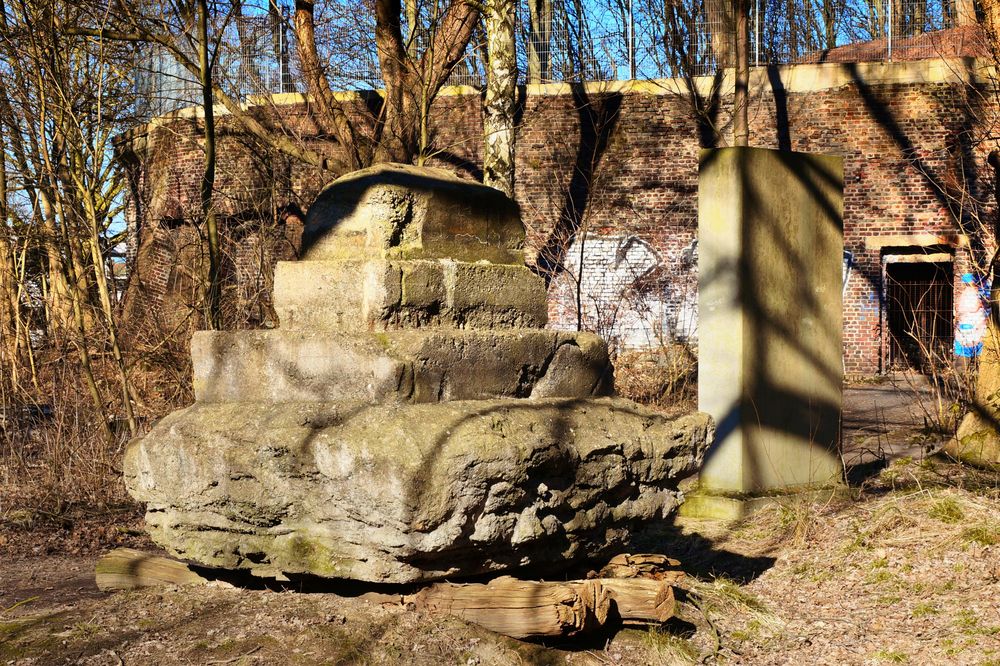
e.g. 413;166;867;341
95;548;682;640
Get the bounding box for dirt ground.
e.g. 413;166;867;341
2;382;1000;665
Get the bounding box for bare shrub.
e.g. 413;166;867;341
614;344;697;415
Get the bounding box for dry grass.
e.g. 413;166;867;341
1;334;191;538
613;345;697;416
705;461;1000;664
2;457;999;664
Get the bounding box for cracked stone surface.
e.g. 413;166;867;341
191;329;613;403
126;399;712;583
125;163;713;582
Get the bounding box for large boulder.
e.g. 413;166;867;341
125;400;711;583
125;164;713;583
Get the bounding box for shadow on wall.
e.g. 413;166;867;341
843;60;988;375
535;85;624;284
694;58;1000;493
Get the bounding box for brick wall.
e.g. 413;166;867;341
120;60;999;377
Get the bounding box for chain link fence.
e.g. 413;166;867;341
136;0;970;118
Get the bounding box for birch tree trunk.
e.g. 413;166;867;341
484;0;517;198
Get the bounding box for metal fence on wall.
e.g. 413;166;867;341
136;0;967;118
136;4;296;118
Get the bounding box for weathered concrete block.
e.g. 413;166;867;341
449;262;548;328
302;163;525;264
697;147;844;495
271;260;392;330
401;260;446;309
126;163;712;584
273;259;547;331
124;399;713;583
191;329;613;404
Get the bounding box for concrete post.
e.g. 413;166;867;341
696;147;844;498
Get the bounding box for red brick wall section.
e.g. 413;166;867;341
121;75;998;377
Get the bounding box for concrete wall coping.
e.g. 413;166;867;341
130;57;995;133
883;252;954;263
865;232;970;250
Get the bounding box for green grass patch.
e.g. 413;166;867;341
872;649;908;663
911;602;939;618
962;524;999;547
928;497;964;524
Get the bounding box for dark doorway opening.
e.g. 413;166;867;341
886;261;953;371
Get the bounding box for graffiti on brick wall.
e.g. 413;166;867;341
955;272;990;358
549;233;697;349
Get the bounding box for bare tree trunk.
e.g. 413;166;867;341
484;0;517;197
293;0;367;168
734;0;749;146
984;0;1000;45
786;0;797;55
956;0;976;26
197;0;221;330
373;0;480;164
11;239;39;391
527;0;552;83
40;191;75;339
39;185;114;442
59;220;114;443
704;0;735;67
823;0;837;49
404;0;424;56
0;126;17;381
0;228;17;386
83;209;137;435
375;0;424;162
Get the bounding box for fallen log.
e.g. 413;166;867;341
413;576;609;638
598;578;674;623
597;553;683;580
412;575;674;638
96;549;681;639
95;548;208;591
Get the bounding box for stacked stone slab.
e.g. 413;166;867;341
125;164;713;584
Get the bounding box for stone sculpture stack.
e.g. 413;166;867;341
125;164;713;584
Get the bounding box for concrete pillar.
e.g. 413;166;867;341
697;147;844;495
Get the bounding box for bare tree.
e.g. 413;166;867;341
703;0;735;66
371;0;480;162
484;0;517;197
0;0;145;438
734;0;749;146
527;0;553;82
